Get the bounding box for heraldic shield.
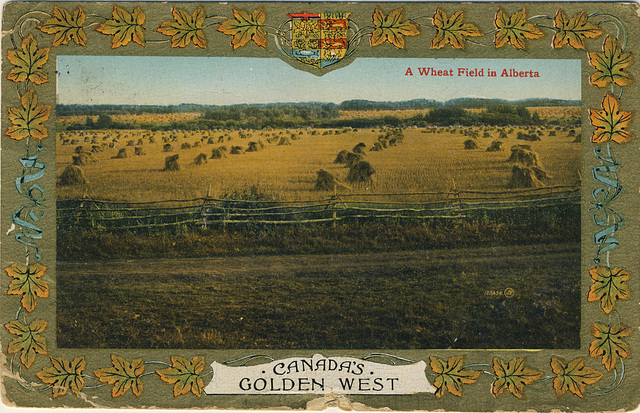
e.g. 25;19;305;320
279;12;356;68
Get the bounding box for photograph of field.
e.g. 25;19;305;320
56;57;582;350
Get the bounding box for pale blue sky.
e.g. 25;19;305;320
56;56;581;106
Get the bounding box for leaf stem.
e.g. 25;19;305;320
590;13;627;49
528;15;554;21
19;18;44;39
588;360;624;395
83;22;102;30
408;15;433;23
144;360;171;366
537;24;556;31
467;38;494;47
86;13;108;20
145;39;171;44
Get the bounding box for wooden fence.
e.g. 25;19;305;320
56;186;580;232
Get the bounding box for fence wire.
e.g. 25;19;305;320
56;186;580;232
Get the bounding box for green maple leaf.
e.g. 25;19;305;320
429;355;481;398
588;266;631;314
491;357;542;398
588;35;634;88
5;319;48;368
7;34;49;84
96;6;146;48
39;5;87;46
95;355;145;397
588;92;634;144
6;263;49;312
6;89;51;141
494;8;543;50
36;356;86;398
550;356;603;398
431;8;482;50
589;323;632;371
371;7;420;49
217;6;267;49
552;10;602;50
156;356;206;397
157;7;207;49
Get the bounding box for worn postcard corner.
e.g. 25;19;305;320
1;0;639;412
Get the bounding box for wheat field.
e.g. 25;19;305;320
56;125;581;203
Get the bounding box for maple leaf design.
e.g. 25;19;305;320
431;8;482;50
217;6;267;49
429;356;481;398
552;10;602;50
96;6;146;48
6;263;49;312
588;36;634;88
589;322;632;371
156;356;206;397
7;34;49;84
550;356;603;398
6;89;51;141
36;356;86;398
157;7;207;49
588;266;631;314
39;6;87;46
494;8;543;50
588;92;634;144
491;357;543;398
371;7;420;49
95;355;145;397
5;319;47;368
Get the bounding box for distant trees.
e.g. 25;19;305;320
60;100;575;131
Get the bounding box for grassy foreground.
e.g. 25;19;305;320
57;211;580;261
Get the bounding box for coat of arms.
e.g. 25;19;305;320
278;12;356;68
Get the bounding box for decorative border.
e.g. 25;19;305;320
1;2;636;408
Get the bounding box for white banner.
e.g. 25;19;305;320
204;354;435;395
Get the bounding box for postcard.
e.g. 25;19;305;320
1;1;639;411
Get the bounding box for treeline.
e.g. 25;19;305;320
199;103;340;129
337;97;579;111
57;103;207;116
59;99;579;131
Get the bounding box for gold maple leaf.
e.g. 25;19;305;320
550;356;603;398
217;6;267;49
38;6;87;46
589;322;632;371
36;356;86;398
588;266;631;314
6;263;49;312
156;356;206;397
491;357;543;398
494;8;543;50
588;92;634;144
552;10;602;49
7;34;50;84
96;6;146;48
5;319;47;368
588;36;634;88
157;7;207;49
371;7;420;49
431;8;482;50
95;355;145;397
429;355;481;398
6;89;51;141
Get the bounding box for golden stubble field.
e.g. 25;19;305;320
56;125;581;203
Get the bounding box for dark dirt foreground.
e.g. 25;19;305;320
57;242;580;349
